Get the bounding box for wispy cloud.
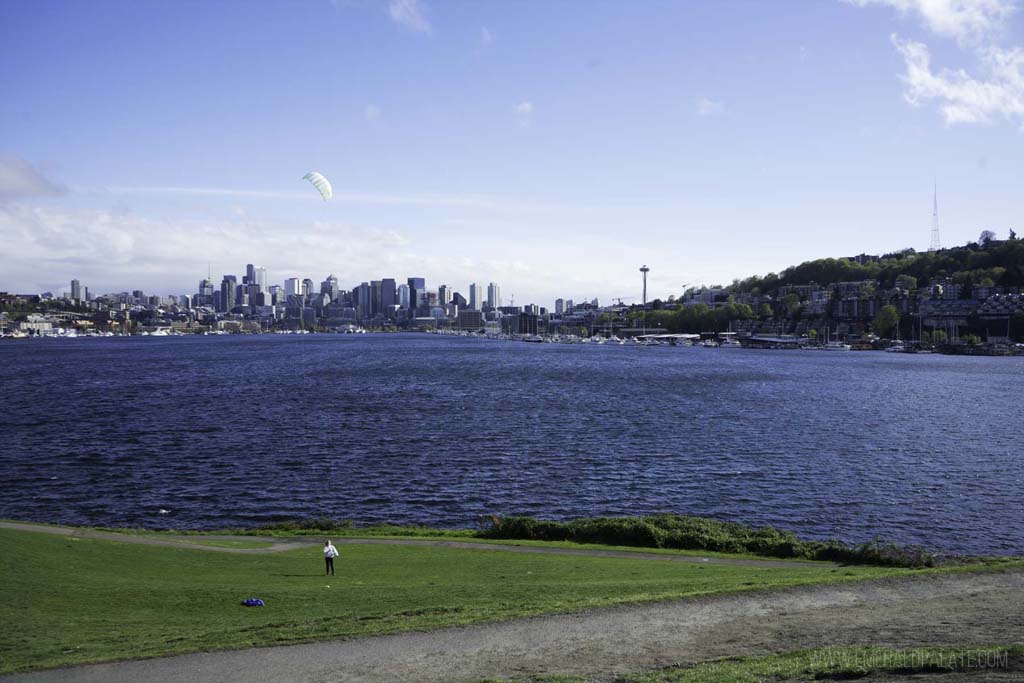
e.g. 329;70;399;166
892;35;1024;125
479;26;494;47
514;101;534;127
848;0;1024;128
844;0;1015;45
388;0;431;34
0;155;66;200
695;97;725;117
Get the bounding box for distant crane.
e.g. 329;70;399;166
609;296;636;306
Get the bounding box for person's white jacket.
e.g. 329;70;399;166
324;543;339;558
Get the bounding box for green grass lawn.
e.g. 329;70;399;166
0;528;914;674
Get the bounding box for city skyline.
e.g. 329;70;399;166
2;1;1023;300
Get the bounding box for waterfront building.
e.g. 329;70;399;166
457;309;484;330
219;276;237;312
487;282;501;309
381;278;397;310
321;275;339;302
469;283;482;310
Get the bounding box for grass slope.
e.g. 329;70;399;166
0;527;907;674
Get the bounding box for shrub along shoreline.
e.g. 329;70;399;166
237;513;937;568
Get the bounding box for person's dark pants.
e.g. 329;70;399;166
325;557;334;575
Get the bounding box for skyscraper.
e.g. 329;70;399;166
254;267;267;293
284;278;300;297
219;275;237;312
469;283;482;310
321;274;339;302
381;278;397;310
487;282;501;309
397;284;410;309
301;278;314;297
438;284;452;306
407;277;425;311
70;279;81;301
555;298;564;315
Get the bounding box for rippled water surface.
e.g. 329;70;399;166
2;334;1022;554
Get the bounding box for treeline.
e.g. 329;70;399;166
630;303;757;333
728;237;1024;294
480;514;935;568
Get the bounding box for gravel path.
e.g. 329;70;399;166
0;520;822;567
4;561;1021;682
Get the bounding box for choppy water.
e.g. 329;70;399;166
1;334;1021;555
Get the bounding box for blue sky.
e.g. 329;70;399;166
1;0;1022;304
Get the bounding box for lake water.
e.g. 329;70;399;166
1;334;1021;555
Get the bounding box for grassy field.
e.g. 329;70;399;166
481;645;1024;682
0;527;914;674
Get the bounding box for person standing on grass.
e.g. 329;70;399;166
323;540;339;576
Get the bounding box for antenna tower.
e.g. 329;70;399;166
929;181;942;251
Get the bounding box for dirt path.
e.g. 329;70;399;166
0;521;822;568
4;563;1022;683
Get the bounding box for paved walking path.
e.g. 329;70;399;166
5;567;1021;682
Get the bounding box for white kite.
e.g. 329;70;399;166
302;171;333;201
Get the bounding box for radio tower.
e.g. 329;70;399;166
929;181;942;251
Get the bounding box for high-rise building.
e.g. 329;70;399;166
452;292;468;308
555;298;564;315
70;279;81;301
370;280;382;317
397;284;410;309
438;284;452;306
321;275;339;302
469;283;482;310
381;278;397;310
284;278;300;297
302;278;314;297
355;282;371;319
487;282;501;309
245;263;256;286
565;299;574;312
407;278;425;311
254;267;267;293
219;275;237;312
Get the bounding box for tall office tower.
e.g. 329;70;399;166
487;282;501;309
321;274;339;302
219;275;237;312
452;292;468;308
254;267;267;293
198;278;215;298
565;299;574;312
355;282;371;319
438;284;452;306
381;278;397;310
244;263;256;286
179;295;192;308
407;277;425;311
302;278;314;297
370;280;382;316
84;287;90;301
397;284;410;309
591;297;599;307
284;278;300;297
469;283;482;310
70;279;81;301
555;298;564;315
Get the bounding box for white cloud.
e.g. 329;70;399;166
364;104;381;121
480;26;494;47
844;0;1016;45
695;97;725;117
388;0;431;34
0;155;66;200
892;35;1024;125
848;0;1024;127
514;101;534;127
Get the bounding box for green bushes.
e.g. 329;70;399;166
478;514;935;568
